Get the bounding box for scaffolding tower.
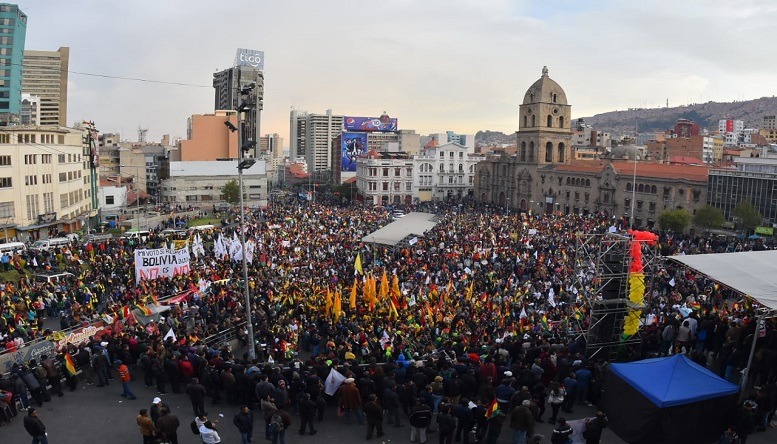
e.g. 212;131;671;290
574;232;659;361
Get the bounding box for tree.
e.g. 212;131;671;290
733;201;762;230
221;179;240;204
693;205;725;230
658;208;691;233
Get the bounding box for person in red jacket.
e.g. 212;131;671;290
115;360;137;400
178;355;195;382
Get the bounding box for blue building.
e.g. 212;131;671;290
0;3;26;123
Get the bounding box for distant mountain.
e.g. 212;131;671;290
579;96;777;135
474;97;777;142
475;130;514;146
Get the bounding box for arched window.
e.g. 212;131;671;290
545;142;553;162
558;143;565;163
575;178;581;186
531;115;536;127
459;164;464;172
520;141;526;162
547;115;553;127
559;116;565;128
626;182;632;191
651;185;657;194
528;141;535;162
439;164;444;172
638;184;644;193
523;115;527;128
566;177;571;185
585;179;591;187
552;93;557;103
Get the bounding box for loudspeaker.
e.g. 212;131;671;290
588;300;628;343
601;253;625;300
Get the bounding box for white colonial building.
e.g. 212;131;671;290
159;160;267;206
412;142;484;202
0;126;98;241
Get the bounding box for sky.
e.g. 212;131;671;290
18;0;777;147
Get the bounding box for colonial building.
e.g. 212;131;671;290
412;142;484;202
474;67;708;228
356;150;414;206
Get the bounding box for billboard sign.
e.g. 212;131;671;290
341;132;368;172
234;48;264;70
134;247;191;283
344;116;398;132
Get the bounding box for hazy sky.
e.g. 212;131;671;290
19;0;777;146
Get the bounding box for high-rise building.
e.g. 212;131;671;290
0;3;26;124
213;66;263;156
22;46;69;126
289;109;343;175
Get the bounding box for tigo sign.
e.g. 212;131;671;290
235;48;264;69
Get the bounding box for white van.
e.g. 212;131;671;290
188;224;215;232
121;230;150;243
0;241;26;256
29;237;71;252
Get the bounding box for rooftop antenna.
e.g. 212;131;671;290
138;127;148;143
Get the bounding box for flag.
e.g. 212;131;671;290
354;252;363;276
325;288;333;315
63;353;77;377
519;307;527;319
669;278;676;287
466;280;474;300
541;314;550;331
163;327;177;342
485;397;499;419
379;270;389;299
324;368;347;396
334;290;342;322
134;303;152;316
350;278;357;310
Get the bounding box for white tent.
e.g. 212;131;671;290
668;250;777;310
361;212;440;246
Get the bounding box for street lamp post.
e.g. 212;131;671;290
228;79;258;360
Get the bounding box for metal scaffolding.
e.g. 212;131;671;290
574;232;659;361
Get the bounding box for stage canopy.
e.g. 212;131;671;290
361;212;440;247
668;250;777;310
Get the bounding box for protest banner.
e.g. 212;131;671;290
135;247;191;283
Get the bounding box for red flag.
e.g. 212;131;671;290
485;397;499;419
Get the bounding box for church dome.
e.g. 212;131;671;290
522;66;568;105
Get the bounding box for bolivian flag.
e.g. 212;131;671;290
64;353;77;377
485;397;499;419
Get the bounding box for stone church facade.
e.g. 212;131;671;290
474;67;709;228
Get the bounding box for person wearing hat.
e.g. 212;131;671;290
339;377;366;425
115;359;136;400
150;397;171;425
550;417;572;444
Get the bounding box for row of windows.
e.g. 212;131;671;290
366;181;414;192
518;141;566;163
438;151;465;159
58;170;82;182
366;167;414;177
59;189;84;208
522;114;566;129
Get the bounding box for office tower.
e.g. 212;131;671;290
22;46;69;126
213;66;264;156
0;3;26;124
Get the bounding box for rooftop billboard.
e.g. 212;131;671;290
341;132;368;172
234;48;264;70
344;116;398;132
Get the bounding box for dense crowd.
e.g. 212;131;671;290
0;198;776;443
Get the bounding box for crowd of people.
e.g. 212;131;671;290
0;197;776;443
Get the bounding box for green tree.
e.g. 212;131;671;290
733;201;762;230
693;205;725;230
658;208;691;233
221;179;240;204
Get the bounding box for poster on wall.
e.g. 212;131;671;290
134;247;191;283
341;132;368;172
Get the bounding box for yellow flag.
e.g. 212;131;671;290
350;278;358;310
334;291;342;322
354;252;363;276
466;280;474;300
380;270;389;299
325;288;333;315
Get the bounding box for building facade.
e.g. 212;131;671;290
159;160;267;205
412;142;484;202
213;66;263;156
22;46;69;126
708;156;777;225
0;126;96;241
0;3;26;123
356;151;414;206
174;111;239;161
474;67;708;228
20;92;38;125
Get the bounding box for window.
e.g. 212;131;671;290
43;192;53;213
545;142;553;162
382;182;388;191
25;194;39;221
0;177;10;188
637;201;643;211
24;175;37;185
0;201;13;218
59;172;66;182
394;168;401;177
574;192;580;201
547;115;553;127
58;154;65;163
41;154;52;164
382;168;388;177
406;182;412;191
649;202;656;212
24;154;36;165
393;182;400;191
105;196;115;205
625;198;631;209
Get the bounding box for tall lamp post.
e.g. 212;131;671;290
226;81;258;360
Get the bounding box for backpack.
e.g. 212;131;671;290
190;419;200;435
270;412;284;432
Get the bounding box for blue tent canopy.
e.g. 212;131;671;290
609;354;738;408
